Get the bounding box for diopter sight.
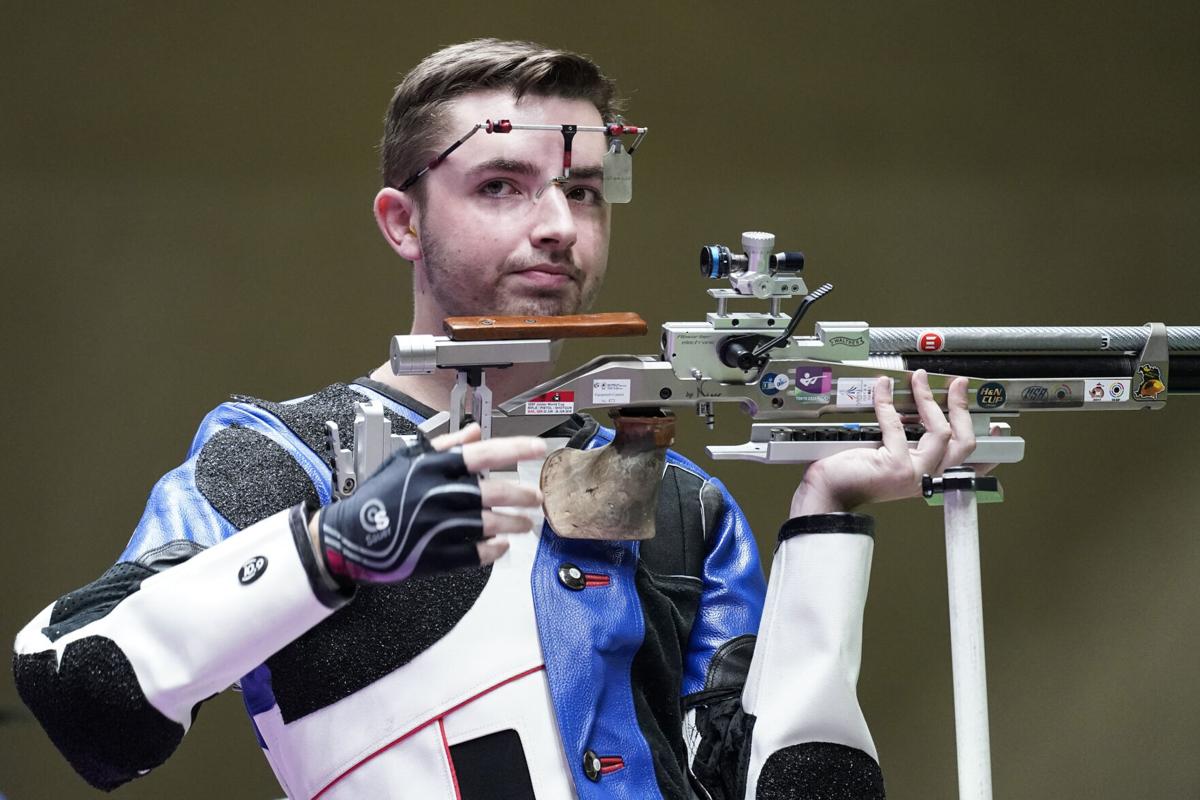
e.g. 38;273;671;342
700;231;807;299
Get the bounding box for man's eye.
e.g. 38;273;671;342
480;179;519;197
566;185;604;205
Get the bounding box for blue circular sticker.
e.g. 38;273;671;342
759;372;790;396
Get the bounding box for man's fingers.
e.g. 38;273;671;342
873;375;908;457
429;423;482;452
911;370;952;473
461;436;548;473
476;538;510;566
482;509;536;538
480;479;543;510
972;427;1003;476
938;376;977;471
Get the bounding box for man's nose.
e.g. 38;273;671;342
528;182;577;251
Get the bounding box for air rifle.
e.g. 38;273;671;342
363;230;1197;475
325;231;1198;800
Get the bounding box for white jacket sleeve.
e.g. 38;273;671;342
740;512;885;800
12;504;349;791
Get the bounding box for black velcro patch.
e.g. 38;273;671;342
757;742;885;799
195;425;319;530
234;383;418;460
12;637;186;791
450;729;536;800
264;566;492;723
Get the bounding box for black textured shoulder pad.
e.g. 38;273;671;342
195;426;319;531
757;742;885;799
13;637;186;791
233;383;418;458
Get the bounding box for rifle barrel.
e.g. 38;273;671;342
863;326;1200;393
869;326;1200;353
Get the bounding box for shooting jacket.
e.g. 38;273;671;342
13;379;787;799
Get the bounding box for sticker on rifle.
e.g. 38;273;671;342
1134;363;1165;400
759;372;790;396
1084;379;1129;402
1020;384;1074;405
794;366;832;395
917;331;945;353
835;377;877;408
526;390;575;415
976;382;1007;410
592;379;631;405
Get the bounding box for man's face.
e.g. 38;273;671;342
410;90;611;318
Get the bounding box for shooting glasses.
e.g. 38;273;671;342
397;119;649;204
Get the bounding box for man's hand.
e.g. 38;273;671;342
790;370;976;516
306;423;546;588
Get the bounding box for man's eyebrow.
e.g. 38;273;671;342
465;158;540;177
568;165;604;181
465;158;605;181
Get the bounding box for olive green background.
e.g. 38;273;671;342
3;3;1198;798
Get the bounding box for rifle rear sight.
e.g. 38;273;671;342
700;230;807;302
694;231;836;373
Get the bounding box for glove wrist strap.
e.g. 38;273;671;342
290;502;356;607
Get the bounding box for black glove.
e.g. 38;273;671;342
313;445;484;587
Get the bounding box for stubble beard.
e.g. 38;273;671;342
418;220;600;318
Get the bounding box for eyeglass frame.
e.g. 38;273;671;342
395;120;648;201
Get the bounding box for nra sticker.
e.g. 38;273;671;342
976;382;1007;410
525;390;575;415
794;366;832;395
239;556;268;586
1134;363;1166;400
917;330;945;353
759;372;790;396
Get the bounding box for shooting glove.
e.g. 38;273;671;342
301;444;484;593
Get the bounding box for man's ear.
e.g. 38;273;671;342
374;187;422;262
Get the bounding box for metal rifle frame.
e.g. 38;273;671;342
340;230;1199;798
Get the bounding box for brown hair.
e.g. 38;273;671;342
380;39;624;195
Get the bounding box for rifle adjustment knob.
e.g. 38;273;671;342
741;231;775;276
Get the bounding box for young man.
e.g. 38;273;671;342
13;40;975;799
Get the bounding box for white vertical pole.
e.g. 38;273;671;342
944;475;994;800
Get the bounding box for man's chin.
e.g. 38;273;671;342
495;289;583;318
